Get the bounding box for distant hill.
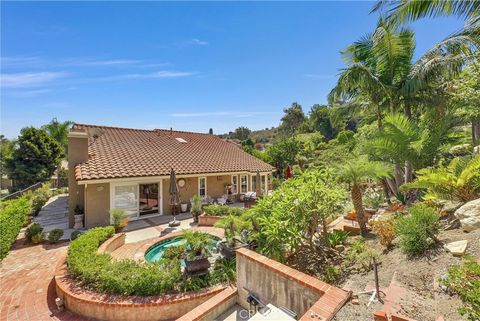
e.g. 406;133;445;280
249;127;279;145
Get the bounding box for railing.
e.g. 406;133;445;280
1;182;43;201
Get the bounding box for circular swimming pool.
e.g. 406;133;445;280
144;236;220;263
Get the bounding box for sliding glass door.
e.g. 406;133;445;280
139;183;159;216
112;182;161;220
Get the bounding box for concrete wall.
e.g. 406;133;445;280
85;183;110;228
236;249;322;317
67;130;89;228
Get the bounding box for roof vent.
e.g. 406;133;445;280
175;137;187;143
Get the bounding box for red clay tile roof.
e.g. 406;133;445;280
73;124;274;181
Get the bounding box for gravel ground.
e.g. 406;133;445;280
333;226;480;321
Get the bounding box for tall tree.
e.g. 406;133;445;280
0;136;15;190
308;104;337;140
338;157;391;236
6;127;63;189
279;102;306;135
447;62;480;145
230;126;251;141
41;118;73;156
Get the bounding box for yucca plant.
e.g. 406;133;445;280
337;157;392;236
402;155;480;202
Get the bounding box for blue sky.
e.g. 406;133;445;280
1;1;463;138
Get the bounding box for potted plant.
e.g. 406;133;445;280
183;231;212;274
190;194;203;223
110;208;128;233
215;215;248;259
74;205;84;229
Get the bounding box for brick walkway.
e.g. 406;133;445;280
0;241;90;321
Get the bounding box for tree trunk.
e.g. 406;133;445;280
404;161;413;184
394;162;403;190
380;179;391;204
403;104;412;119
386;178;398;196
377;106;383;129
472;120;480;146
351;185;368;236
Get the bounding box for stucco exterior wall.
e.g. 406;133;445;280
67;131;89;228
162;175;230;215
236;249;321;317
85;183;110;228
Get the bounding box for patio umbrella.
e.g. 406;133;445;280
256;170;261;197
169;168;180;225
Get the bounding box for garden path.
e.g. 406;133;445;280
0;241;91;321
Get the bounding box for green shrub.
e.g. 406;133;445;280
0;197;32;260
395;203;440;255
31;232;44;244
70;230;82;241
48;229;64;243
203;205;245;216
67;227;189;296
326;230;349;247
442;257;480;321
25;222;44;243
27;184;52;214
345;239;379;271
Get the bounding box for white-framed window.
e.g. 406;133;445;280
240;175;248;193
251;175;257;192
199;177;207;197
113;184;138;220
231;175;238;194
261;175;267;193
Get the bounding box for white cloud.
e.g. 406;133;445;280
303;73;334;79
174;38;209;48
120;70;195;79
1;72;68;87
171;111;279;118
189;38;209;46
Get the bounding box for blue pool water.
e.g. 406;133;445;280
144;236;220;263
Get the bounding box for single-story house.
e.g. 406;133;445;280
68;124;274;228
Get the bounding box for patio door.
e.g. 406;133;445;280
139;183;159;216
112;184;139;220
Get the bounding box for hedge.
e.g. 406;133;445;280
66;227;234;296
66;227;185;295
0;197;32;260
203;205;245;217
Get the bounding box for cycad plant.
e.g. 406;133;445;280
338;157;392;236
402;155;480;202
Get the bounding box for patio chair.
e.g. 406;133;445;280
217;197;227;205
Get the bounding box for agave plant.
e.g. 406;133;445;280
402;155;480;202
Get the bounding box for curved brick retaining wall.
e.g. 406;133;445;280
54;258;224;321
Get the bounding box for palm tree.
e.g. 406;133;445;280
372;1;479;60
42;118;73;187
402;155;480;202
42;118;73;155
338;157;392;236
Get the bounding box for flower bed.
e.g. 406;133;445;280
198;205;245;227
